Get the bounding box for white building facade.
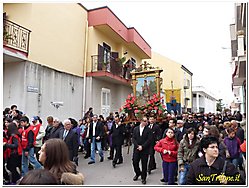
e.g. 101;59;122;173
4;61;84;121
229;3;247;114
192;86;218;113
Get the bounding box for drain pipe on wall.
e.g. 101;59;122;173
82;20;88;118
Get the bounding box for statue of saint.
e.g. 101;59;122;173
142;79;151;101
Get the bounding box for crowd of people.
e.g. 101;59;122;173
3;105;84;185
3;105;246;185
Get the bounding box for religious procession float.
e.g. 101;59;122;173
120;61;167;123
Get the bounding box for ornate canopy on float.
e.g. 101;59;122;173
131;61;163;104
120;61;165;122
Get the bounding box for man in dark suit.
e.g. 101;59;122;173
147;115;161;174
162;118;177;138
49;117;64;139
132;116;153;185
88;114;104;164
109;116;125;168
59;119;79;163
175;120;187;143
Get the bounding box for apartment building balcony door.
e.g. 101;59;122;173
101;88;110;118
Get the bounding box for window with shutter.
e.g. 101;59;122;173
101;88;111;118
98;44;104;70
103;43;111;71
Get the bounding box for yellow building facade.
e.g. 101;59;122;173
4;3;87;77
4;3;193;118
85;7;151;116
3;3;152;119
147;52;193;113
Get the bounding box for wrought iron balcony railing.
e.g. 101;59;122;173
91;54;132;80
3;19;31;54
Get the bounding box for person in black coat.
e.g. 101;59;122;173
132;116;153;185
186;136;244;185
108;116;125;167
4;123;22;184
88;114;104;164
235;111;242;122
83;117;91;159
84;107;93;119
43;116;54;143
162;118;177;138
59;119;79;163
147;115;161;174
49;118;64;139
175;120;187;143
184;115;197;130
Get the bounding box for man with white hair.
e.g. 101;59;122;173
49;117;63;139
59;119;79;162
175;120;187;143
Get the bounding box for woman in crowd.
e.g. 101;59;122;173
208;125;229;159
220;121;231;139
198;125;228;159
99;115;109;151
154;128;178;185
83;117;91;159
18;169;58;185
224;127;241;168
202;125;210;138
4;122;22;184
3;118;11;184
4;117;12;130
197;123;204;139
177;128;200;185
38;138;84;184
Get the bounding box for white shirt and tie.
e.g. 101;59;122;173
179;127;183;132
63;130;69;140
139;126;145;136
149;124;153;129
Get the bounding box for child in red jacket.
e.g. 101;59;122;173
154;128;178;185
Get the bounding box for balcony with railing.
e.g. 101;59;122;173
3;19;31;55
88;7;151;59
87;54;133;85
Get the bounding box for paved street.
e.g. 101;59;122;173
77;145;165;185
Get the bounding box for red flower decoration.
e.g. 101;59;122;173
120;93;166;121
